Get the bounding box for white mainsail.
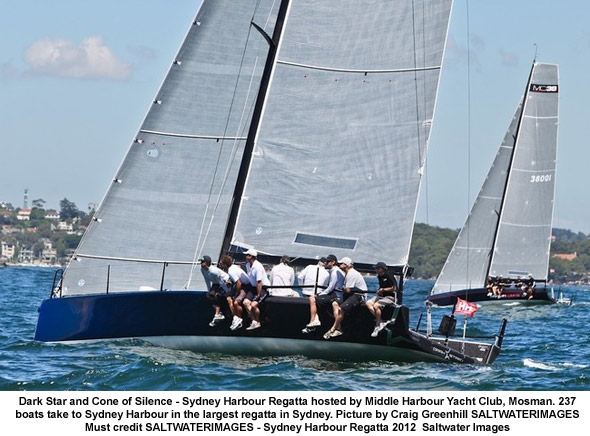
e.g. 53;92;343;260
60;0;453;296
431;62;559;294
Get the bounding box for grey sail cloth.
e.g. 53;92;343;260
60;0;453;296
432;100;524;294
231;0;453;266
431;62;559;294
489;63;559;280
61;1;280;295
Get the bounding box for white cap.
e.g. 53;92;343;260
338;256;352;267
245;248;258;257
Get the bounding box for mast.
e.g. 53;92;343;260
484;62;536;280
220;0;291;258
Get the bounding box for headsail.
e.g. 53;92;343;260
230;0;453;267
432;99;524;293
61;1;281;295
431;62;559;294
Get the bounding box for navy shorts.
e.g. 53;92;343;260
206;284;227;306
316;293;341;308
340;293;364;315
243;284;268;302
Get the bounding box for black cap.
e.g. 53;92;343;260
319;257;328;263
374;261;387;270
326;254;338;262
199;255;212;264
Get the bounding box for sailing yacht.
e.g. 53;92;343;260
35;0;506;364
428;62;565;307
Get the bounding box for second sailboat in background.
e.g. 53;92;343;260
428;62;569;307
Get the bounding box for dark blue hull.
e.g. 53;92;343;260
35;291;503;364
427;286;557;307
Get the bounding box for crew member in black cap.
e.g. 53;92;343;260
365;262;398;337
200;255;232;327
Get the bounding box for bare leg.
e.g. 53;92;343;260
333;306;343;331
365;300;377;325
308;295;318;324
374;304;383;325
226;297;236;317
251;302;260;323
243;299;253;319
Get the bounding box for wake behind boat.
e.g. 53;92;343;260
428;62;569;307
35;0;506;364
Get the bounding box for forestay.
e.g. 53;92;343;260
61;1;280;295
231;0;453;267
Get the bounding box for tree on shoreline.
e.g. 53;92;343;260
59;198;83;221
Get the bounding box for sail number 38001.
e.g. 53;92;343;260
530;174;552;183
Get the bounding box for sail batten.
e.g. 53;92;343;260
139;129;247;140
276;59;442;73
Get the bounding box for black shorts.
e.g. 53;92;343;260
340;293;364;315
206;284;227;305
316;293;341;308
243;284;268;302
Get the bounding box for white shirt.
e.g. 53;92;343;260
297;264;329;296
200;265;230;293
320;265;345;295
344;267;368;299
246;259;270;287
227;264;248;286
270;262;295;295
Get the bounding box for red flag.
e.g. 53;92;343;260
454;298;478;317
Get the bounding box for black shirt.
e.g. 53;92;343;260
377;271;398;297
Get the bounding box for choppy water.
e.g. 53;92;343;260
1;267;588;391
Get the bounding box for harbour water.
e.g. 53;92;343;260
1;267;588;391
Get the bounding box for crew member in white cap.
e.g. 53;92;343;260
242;248;270;330
323;257;367;339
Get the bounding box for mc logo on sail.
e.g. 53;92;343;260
530;84;558;93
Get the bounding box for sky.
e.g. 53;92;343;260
1;1;589;233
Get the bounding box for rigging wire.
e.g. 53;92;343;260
422;0;429;225
465;0;472;288
410;0;424;176
198;0;280;257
